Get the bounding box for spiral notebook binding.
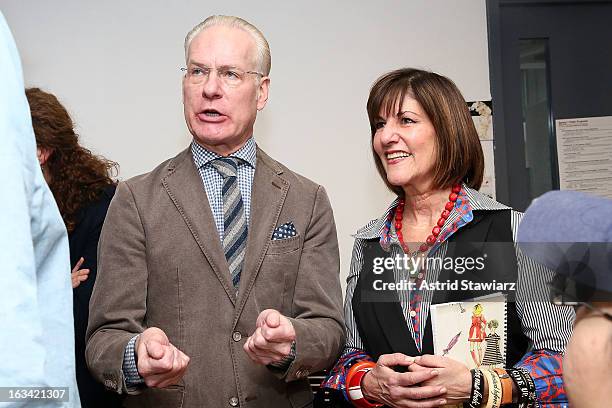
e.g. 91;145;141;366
480;298;507;367
503;299;508;364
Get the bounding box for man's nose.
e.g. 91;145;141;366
201;72;223;99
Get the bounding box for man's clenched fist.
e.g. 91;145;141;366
136;327;190;388
243;309;296;365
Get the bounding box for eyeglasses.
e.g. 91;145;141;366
548;280;612;322
181;65;264;88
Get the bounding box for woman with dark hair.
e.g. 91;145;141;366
26;88;122;408
322;69;573;408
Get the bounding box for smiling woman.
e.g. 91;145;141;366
367;68;483;198
322;68;574;408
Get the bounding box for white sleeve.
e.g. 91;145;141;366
342;239;367;355
0;11;48;389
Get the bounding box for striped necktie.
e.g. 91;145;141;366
210;157;248;289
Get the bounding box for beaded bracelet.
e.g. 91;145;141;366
464;369;484;408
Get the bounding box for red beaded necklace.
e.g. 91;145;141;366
395;184;462;253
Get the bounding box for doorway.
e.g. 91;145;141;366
487;0;612;210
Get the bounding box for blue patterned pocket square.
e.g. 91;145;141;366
272;222;297;240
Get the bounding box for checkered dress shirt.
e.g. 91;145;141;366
191;137;257;239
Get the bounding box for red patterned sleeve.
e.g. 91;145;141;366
321;349;373;401
515;349;567;407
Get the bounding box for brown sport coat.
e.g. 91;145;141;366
86;146;344;407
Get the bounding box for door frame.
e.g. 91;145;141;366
485;0;610;206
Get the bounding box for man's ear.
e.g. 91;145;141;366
256;76;270;111
36;146;54;166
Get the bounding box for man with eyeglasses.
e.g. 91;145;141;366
86;15;344;407
518;190;612;408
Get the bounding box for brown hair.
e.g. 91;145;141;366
26;88;118;233
366;68;484;197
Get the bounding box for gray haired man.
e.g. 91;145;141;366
86;15;344;407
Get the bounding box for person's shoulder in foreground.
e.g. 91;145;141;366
0;11;80;407
518;189;612;408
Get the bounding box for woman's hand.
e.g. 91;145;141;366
71;257;90;288
407;355;472;405
361;353;448;407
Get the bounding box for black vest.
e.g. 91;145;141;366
352;210;529;367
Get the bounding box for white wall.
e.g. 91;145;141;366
1;0;491;291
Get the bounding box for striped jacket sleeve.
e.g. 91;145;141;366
511;210;574;407
321;239;372;399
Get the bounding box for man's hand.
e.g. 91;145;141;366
243;309;296;365
135;327;190;388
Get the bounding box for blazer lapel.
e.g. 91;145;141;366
162;148;236;305
234;148;289;323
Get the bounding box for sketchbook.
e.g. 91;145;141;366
430;293;507;369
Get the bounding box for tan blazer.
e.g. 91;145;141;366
86;146;344;408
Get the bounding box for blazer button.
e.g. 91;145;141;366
232;331;242;342
229;396;239;406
